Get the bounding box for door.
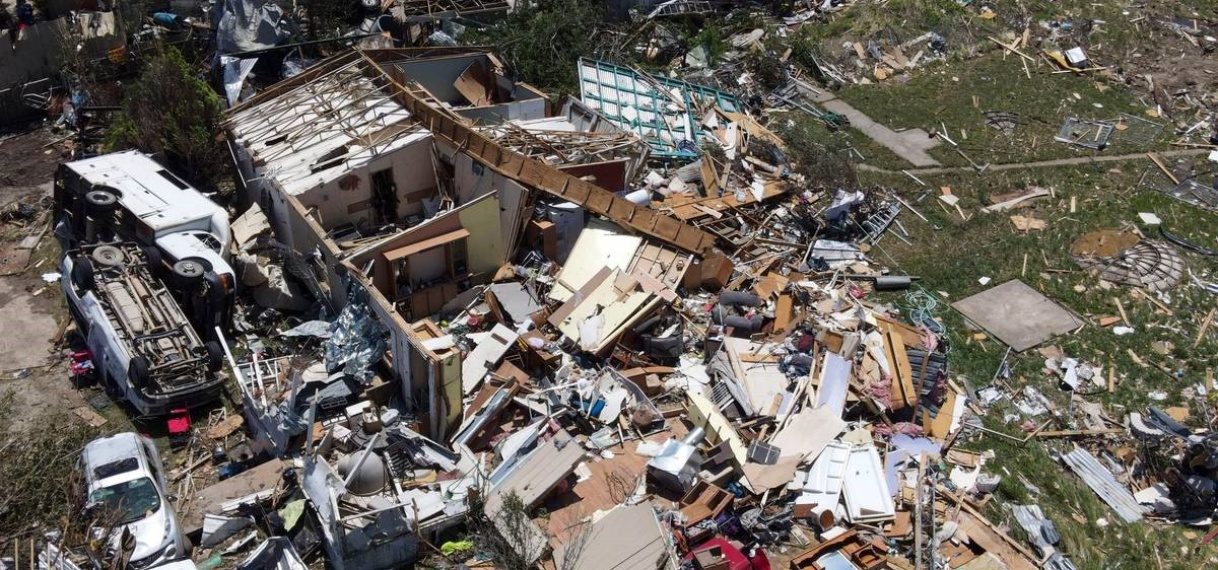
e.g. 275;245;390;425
370;168;399;225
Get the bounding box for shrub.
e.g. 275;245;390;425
107;47;229;191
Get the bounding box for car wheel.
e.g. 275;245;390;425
84;188;119;214
70;255;95;291
140;245;164;273
90;245;125;267
128;356;151;390
172;257;210;285
204;341;224;372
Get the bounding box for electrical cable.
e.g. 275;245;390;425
1160;226;1218;257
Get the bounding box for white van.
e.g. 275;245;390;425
62;241;225;415
54;151;236;335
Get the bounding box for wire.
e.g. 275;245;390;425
1160;226;1218;257
903;288;944;335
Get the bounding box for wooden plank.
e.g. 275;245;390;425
773;294;795;333
880;322;916;409
874;313;923;347
953;510;1039;570
72;406;108;428
452;62;492;106
928;388;957;438
1195;307;1216;348
1147;152;1180;185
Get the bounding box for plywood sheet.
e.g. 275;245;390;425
952;280;1084;352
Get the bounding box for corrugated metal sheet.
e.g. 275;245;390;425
577;58;743;160
1062;447;1146;523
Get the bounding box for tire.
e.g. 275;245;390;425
90;245;125;267
102;372;122;398
70;255;95;291
128;356;151;390
172;257;210;285
204;341;224;372
84;188;119;214
140;245;163;273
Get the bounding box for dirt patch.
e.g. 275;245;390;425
0;125;68;193
1069;229;1140;258
0;126;94;433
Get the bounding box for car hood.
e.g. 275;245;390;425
106;507;171;562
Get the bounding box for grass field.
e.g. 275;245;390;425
854;154;1218;568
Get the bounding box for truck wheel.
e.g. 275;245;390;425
84;188;119;214
173;257;210;285
91;245;125;267
101;372;121;398
204;341;224;372
140;246;164;273
70;255;95;291
128;356;151;390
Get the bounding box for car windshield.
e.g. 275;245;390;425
89;477;161;525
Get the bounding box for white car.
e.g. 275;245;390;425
82;433;190;568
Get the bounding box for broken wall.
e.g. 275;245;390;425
439;144;530;258
394;55;548;123
341;263;463;440
287;196;347;303
292;134;439;231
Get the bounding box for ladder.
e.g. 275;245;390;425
647;0;712;18
861;202;901;244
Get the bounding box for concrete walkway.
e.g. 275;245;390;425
802;88;943;168
858;148;1212;176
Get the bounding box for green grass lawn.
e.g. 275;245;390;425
837;53;1170;168
859;158;1218;569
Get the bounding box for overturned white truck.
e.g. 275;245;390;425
62;241;225;416
53;150;236;339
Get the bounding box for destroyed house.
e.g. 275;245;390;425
394;51;549;124
225;47;716;443
386;0;512;23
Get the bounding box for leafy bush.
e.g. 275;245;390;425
470;0;606;95
0;391;104;540
107;47;229;191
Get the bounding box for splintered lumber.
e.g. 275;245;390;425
949;504;1039;570
986;36;1036;63
1195;308;1216;348
1147;152;1180;185
980;187;1051;213
880;321;916;409
1035;428;1124;438
1113;297;1130;327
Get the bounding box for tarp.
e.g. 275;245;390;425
216;0;296;55
324;288;388;384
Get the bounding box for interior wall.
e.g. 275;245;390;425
407;246;447;283
284;193;347;305
456;98;548;125
341;260;443;437
455;193;505;283
396;55;487;103
356;192;506;293
295;137;438;231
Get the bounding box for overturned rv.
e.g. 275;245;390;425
54;150;237;338
61;241;226;416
